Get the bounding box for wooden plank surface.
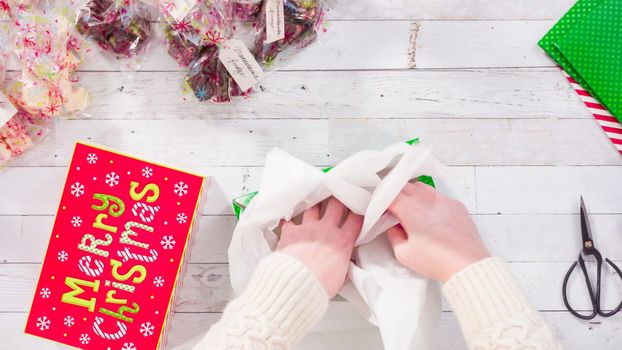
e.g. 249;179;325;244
57;69;590;120
2;1;622;348
3;21;556;72
331;0;576;20
4;119;621;167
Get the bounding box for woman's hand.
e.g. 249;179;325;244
388;182;490;282
277;197;363;297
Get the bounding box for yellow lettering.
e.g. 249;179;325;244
61;277;100;312
92;213;117;234
110;259;146;284
129;182;159;203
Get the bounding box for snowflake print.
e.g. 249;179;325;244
79;333;90;344
40;287;51;299
36;316;50;331
57;251;68;262
71;216;82;227
86;153;98;164
70;182;84;197
204;30;224;45
153;276;165;287
142;166;153;178
174;181;188;197
64;316;74;327
173;18;192;33
140;322;155;337
105;172;120;187
46;103;59;115
195;86;207;100
122;342;136;350
160;236;176;250
176;213;188;224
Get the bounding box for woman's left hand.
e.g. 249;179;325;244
277;197;363;297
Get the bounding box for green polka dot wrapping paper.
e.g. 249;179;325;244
24;142;206;350
539;0;622;124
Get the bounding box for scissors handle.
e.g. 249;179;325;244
598;258;622;317
562;254;600;320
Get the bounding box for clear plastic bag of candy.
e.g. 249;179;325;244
160;0;331;103
161;0;230;67
6;0;89;119
253;0;328;70
161;0;252;103
0;9;51;166
76;0;157;70
231;0;262;22
226;0;332;98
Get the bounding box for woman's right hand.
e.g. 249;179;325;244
387;182;491;282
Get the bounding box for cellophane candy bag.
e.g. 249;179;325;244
76;0;156;70
0;29;49;165
231;0;262;22
0;1;84;166
7;0;89;119
161;0;329;103
161;0;250;102
253;0;326;70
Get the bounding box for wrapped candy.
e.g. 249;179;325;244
0;106;50;165
161;0;229;49
163;23;201;68
161;0;329;103
0;1;76;166
8;1;89;118
231;0;262;22
76;0;155;63
185;44;247;102
254;0;325;69
0;67;50;166
161;0;251;102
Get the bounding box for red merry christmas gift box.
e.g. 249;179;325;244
25;142;206;350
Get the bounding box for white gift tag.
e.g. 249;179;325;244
0;92;17;128
218;40;265;91
265;0;285;43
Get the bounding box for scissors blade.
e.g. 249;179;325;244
580;196;595;251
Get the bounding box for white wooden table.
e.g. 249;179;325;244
2;1;622;348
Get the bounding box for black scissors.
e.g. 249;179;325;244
562;197;622;320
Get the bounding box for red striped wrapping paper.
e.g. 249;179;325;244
562;70;622;156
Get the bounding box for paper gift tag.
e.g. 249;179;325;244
265;0;285;43
25;142;206;350
0;91;17;128
219;39;265;91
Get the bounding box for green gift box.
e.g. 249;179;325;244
232;138;435;219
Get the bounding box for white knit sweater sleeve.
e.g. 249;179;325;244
194;254;562;350
443;257;563;350
192;253;329;350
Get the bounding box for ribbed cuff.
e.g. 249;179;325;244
240;252;329;343
442;257;531;343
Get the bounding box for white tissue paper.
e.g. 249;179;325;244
228;141;449;350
